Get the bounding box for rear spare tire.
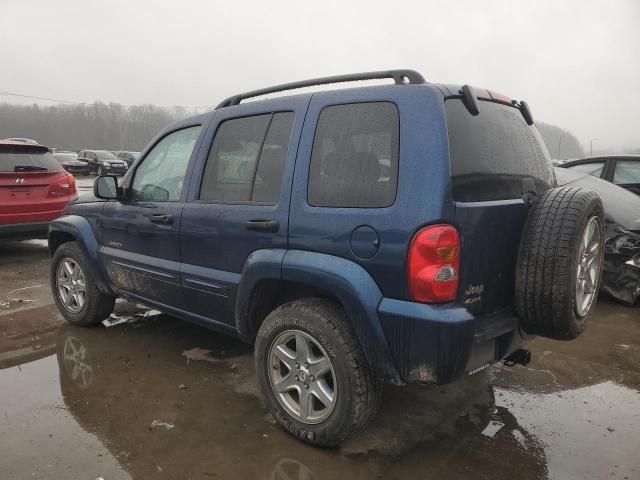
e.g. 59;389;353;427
516;186;604;340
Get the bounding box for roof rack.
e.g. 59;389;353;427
215;69;426;109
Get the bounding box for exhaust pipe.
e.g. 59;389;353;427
503;349;531;367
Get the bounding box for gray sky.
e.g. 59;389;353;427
1;0;639;151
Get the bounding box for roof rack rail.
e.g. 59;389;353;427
215;69;426;109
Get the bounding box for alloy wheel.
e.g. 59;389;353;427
575;216;602;317
56;258;87;313
268;329;337;424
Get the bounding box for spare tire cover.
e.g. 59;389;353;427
516;186;605;340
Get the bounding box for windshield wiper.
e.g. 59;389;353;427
14;165;48;172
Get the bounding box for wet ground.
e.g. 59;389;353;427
1;238;639;480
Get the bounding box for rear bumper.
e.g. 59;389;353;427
0;221;50;240
378;299;529;384
64;165;90;175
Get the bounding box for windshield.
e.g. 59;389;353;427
0;151;62;172
96;151;117;160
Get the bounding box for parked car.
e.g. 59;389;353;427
77;150;128;176
560;155;640;196
53;152;90;176
0;140;77;240
115;151;140;167
555;167;640;305
48;70;604;446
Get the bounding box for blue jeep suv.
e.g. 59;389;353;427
49;70;605;445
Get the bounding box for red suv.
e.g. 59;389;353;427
0;140;77;240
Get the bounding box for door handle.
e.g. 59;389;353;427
246;219;279;233
149;213;173;224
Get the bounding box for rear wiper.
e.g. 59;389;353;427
14;165;48;172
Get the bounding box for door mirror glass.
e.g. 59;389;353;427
94;175;120;200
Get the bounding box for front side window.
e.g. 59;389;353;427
131;125;202;202
199;112;294;203
567;161;606;177
612;161;640;184
308;102;399;208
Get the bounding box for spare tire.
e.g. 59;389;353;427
516;186;604;340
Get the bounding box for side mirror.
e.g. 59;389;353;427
94;175;122;200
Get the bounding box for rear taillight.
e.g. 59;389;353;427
408;224;461;303
48;173;76;197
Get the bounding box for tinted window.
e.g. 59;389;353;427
308;102;399;208
445;100;554;202
199;112;293;203
613;161;640;184
131;125;201;201
0;151;61;172
567;161;606;177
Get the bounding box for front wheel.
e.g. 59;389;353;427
51;241;115;326
255;298;380;446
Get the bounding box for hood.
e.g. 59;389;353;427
554;167;640;231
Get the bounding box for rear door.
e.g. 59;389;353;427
0;146;71;225
180;96;306;326
100;124;204;309
611;159;640;196
446;98;555;315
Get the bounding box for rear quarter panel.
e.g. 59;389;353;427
289;84;453;300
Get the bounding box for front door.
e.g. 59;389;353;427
101;124;203;310
180;96;307;325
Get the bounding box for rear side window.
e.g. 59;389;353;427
0;151;61;172
613;161;640;184
308;102;399;208
445;100;554;202
199;112;294;203
567;161;606;177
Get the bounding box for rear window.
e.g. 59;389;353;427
445;100;554;202
0;151;61;172
96;151;116;160
566;161;606;177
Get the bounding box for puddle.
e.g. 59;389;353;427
494;383;640;480
0;293;639;479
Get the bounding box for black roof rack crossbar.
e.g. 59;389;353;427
216;69;426;109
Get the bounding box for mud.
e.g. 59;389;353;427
0;239;639;480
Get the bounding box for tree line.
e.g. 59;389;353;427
1;101;619;159
0;102;203;152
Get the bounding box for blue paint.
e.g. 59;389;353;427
49;81;538;385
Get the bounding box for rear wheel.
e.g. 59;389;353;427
255;298;380;446
51;241;115;326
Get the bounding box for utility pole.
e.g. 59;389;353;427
589;138;599;157
558;136;563;159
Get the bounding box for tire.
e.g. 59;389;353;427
255;298;381;446
516;186;605;340
51;241;115;326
